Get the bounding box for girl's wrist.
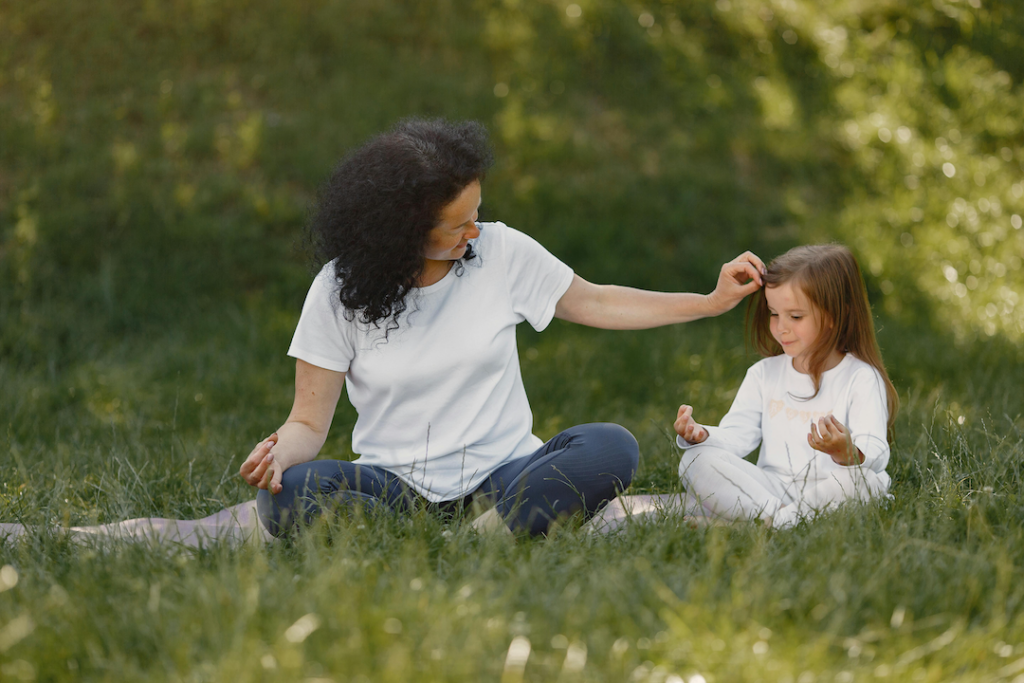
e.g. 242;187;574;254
830;446;864;466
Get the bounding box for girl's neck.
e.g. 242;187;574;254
793;348;845;375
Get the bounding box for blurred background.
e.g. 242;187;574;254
2;0;1023;517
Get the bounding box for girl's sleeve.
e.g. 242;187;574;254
847;368;890;473
677;362;764;456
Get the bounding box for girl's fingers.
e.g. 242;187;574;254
829;415;849;435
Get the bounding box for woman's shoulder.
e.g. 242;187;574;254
476;221;553;251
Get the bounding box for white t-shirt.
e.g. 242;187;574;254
677;354;891;483
288;221;575;502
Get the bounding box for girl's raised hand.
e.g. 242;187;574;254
807;415;864;466
239;433;284;493
675;404;709;444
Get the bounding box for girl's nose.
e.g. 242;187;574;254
466;221;481;239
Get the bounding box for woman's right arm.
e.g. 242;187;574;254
239;359;346;494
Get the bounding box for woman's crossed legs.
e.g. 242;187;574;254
257;423;639;537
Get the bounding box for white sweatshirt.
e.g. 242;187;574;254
677;354;891;482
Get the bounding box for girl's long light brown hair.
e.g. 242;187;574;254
747;244;899;436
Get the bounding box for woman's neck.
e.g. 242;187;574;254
417;258;455;288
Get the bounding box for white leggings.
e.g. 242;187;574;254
678;445;889;527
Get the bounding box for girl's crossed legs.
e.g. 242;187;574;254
678;445;888;527
257;423;639;537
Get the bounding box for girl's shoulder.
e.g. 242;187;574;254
740;354;790;385
841;354;889;391
749;354;791;374
837;354;884;380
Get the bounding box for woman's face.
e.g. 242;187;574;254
423;180;481;263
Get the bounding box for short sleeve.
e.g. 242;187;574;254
847;367;890;472
497;223;574;331
287;263;356;373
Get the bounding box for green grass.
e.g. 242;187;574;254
3;0;1024;680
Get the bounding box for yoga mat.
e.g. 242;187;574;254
0;494;709;547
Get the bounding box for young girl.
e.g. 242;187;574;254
674;244;899;528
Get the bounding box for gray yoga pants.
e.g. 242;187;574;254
256;422;639;537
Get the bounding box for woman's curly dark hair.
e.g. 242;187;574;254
307;118;494;331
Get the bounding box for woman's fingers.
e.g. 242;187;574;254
709;257;765;314
727;252;766;283
268;461;284;494
731;250;767;275
726;259;764;287
240;434;278;487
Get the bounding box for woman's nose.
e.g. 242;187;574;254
466;221;481;239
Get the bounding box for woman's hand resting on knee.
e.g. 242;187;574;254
239;433;285;494
238;360;347;496
674;405;709;444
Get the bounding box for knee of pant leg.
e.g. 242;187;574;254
827;466;888;502
256;489;291;538
677;446;708;484
595;422;640;485
677;445;732;489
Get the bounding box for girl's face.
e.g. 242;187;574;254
423;180;482;264
764;281;828;373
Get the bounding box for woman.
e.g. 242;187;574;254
240;118;765;536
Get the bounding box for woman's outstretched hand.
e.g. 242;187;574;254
674;404;709;444
705;251;766;315
239;433;284;494
808;415;864;466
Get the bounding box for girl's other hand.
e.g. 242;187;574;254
239;433;284;493
808;415;864;466
675;404;709;444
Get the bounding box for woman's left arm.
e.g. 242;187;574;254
554;252;766;329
